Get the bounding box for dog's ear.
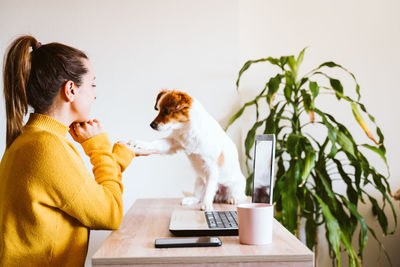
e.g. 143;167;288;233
174;92;193;111
155;90;168;110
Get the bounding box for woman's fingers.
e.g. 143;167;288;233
68;119;103;143
92;119;102;131
69;125;79;141
81;122;88;130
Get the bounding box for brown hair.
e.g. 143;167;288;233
2;35;88;148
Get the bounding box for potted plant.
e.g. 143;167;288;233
225;49;397;266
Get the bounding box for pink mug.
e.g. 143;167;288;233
237;203;273;245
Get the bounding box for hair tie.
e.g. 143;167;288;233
33;42;42;51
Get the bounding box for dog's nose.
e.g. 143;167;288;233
150;122;157;130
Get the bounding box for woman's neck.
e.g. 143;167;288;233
41;106;74;127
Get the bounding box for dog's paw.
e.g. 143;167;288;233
128;139;150;150
200;202;213;211
181;197;200;206
226;198;238;205
118;140;159;156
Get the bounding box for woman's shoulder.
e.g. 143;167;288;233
11;128;67;155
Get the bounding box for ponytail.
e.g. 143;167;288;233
2;35;88;148
3;35;37;148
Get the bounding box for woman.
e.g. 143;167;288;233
0;35;149;266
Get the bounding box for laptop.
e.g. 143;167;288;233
169;134;276;236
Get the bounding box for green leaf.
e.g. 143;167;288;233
245;172;253;196
339;195;368;257
319;61;338;68
236;57;281;89
225;99;257;131
244;120;265;159
313;194;341;262
273;102;287;136
301;89;313;112
329;78;344;100
225;106;245;131
309;81;319;98
314;168;337;211
264;103;278;134
303;189;320;250
359;103;386;149
299;150;316;186
315;192;361;266
305;215;317;249
285;70;295;89
314;61;361;101
284;85;292;101
361;144;388;167
279;56;289;67
288;56;298;80
376;127;386;153
281;160;301;233
266;74;283;105
368;195;388;234
286;134;303;157
298;77;309;88
384;192;397;234
332;158;359;204
315;109;338;157
336;128;356;159
296;47;307;67
274;156;286;209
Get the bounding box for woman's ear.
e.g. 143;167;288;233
63;81;78;102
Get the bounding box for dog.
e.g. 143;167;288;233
128;90;247;211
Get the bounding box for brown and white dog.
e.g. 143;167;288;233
129;90;247;211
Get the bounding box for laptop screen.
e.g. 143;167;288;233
252;134;275;204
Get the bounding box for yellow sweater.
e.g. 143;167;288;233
0;113;135;267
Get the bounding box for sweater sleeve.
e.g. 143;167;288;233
112;143;135;173
31;133;134;230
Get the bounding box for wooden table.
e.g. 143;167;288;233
92;198;314;266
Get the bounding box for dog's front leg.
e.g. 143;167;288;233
146;139;178;154
200;168;219;211
126;138;181;155
181;176;204;206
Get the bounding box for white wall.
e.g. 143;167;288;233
0;1;399;267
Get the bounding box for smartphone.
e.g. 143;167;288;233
155;237;222;248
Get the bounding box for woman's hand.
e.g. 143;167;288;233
69;119;104;143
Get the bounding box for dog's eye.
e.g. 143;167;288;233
163;109;170;115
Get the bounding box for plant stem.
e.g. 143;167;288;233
292;88;302;135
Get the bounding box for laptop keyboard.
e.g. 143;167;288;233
205;211;238;229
